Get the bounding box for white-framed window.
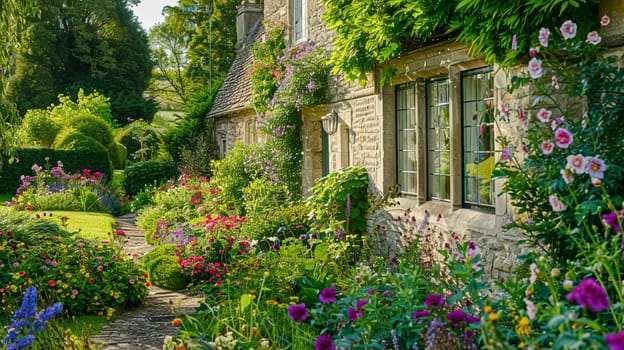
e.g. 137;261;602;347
427;78;451;201
292;0;306;42
462;67;495;208
396;82;418;194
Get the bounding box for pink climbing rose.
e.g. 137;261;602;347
554;128;573;148
540;141;554;155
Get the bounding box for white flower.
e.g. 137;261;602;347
587;31;602;45
560;20;578;40
527;57;543;79
539;27;550;47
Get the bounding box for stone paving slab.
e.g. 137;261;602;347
89;214;203;350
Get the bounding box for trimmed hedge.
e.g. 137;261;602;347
0;148;113;195
123;160;178;195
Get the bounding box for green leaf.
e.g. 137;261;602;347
240;293;252;312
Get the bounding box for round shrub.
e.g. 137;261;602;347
115;120;160;162
21;109;61;147
53;130;109;154
67;115;114;147
142;245;188;291
123;160;178;195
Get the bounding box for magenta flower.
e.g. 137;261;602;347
585;156;607;179
560;20;578;40
501;147;513;162
314;333;336;350
605;331;624;350
288;303;309;323
347;299;369;321
566;278;610;312
319;285;338;303
412;310;431;318
602;211;622;233
539;27;550;47
554;128;573;148
601;15;611;27
424;294;445;308
527;57;543;79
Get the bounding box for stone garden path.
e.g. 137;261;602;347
89;214;204;350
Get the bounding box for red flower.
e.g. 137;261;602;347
48;280;56;287
88;278;95;284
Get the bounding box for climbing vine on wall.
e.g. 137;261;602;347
249;21;329;197
322;0;600;85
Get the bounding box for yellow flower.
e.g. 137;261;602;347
515;316;530;336
65;273;72;279
488;312;499;322
518;342;525;348
484;305;493;313
265;300;279;306
263;271;270;278
278;304;289;309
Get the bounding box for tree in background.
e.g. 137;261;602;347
4;0;155;125
149;0;237;105
153;0;237;175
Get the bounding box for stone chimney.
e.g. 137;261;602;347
236;0;263;49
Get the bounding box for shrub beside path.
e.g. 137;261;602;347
89;213;203;350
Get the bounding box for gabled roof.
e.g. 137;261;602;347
208;20;264;118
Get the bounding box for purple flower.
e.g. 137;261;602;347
511;34;517;50
605;331;624;350
314;333;335;350
319;285;337;303
424;294;445;308
603;211;622;233
566;278;610;312
347;299;370;321
412;310;431;318
288;303;309;323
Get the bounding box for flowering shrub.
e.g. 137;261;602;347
291;218;486;349
0;225;148;319
248;21;329;197
484;15;624;349
9;159;120;214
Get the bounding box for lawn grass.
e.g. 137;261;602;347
40;210;116;242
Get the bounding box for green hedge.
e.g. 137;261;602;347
123;160;178;195
0;148;113;195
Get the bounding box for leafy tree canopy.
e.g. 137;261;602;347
322;0;600;85
4;0;155;125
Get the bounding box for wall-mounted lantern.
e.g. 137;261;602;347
321;111;339;135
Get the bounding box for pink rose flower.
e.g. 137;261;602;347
560;20;578;40
566;154;586;174
601;15;610;26
560;168;574;184
536;108;552;122
540;141;554;155
554;128;573;148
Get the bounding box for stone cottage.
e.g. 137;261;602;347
207;0;624;278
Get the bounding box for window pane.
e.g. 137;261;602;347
462;67;494;208
397;83;418;195
426;78;450;201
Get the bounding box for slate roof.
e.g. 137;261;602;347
208;20;264;118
